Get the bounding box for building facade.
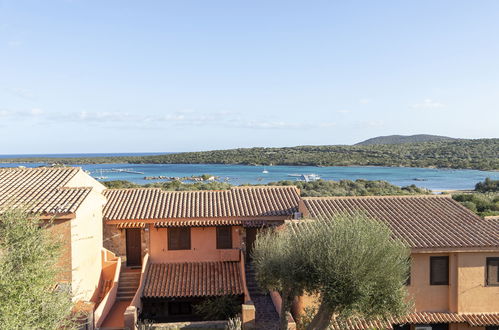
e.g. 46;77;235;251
300;195;499;330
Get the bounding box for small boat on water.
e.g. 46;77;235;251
262;167;269;174
95;169;108;180
299;174;321;182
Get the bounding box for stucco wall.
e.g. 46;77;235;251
70;189;106;302
456;252;499;313
66;169;106;193
149;226;243;263
294;251;499;322
47;219;72;283
407;253;451;312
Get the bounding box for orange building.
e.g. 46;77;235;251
100;186;301;327
299;195;499;330
0;167;122;328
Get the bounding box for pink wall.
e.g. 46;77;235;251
149;226;243;263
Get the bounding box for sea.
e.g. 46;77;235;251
0;153;498;191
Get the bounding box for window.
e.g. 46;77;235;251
216;226;232;249
168;302;192;315
430;256;449;285
168;227;191;250
486;257;499;286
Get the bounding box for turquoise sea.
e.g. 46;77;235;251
0;153;498;190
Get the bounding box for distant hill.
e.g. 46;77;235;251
1;138;498;171
355;134;456;146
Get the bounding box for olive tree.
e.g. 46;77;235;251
252;213;411;330
0;209;77;329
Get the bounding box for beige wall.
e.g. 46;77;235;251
293;251;499;326
70;187;106;302
407;253;451;311
406;251;499;313
149;226;243;263
456;252;499;313
66;169;106;193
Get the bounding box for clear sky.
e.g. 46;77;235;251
1;1;498;154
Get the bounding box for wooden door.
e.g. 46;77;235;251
126;228;142;267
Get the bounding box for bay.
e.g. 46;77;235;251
0;161;497;190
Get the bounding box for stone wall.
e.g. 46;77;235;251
103;224;126;258
103;224;150;264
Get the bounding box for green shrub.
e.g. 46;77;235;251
193;296;241;321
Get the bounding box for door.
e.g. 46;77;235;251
245;228;258;261
126;228;142;267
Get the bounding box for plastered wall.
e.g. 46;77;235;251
70;189;106;302
149;226;243;263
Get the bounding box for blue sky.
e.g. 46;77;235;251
1;1;498;154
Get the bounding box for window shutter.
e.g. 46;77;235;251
216;226;232;249
430;256;449;285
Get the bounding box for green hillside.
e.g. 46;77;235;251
1;138;498;170
355;134;456;146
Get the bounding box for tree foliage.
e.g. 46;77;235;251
452;193;499;216
475;177;499;193
103;179;428;197
261;179;429;197
0;209;77;329
193;295;241;321
3;139;498;170
252;214;411;330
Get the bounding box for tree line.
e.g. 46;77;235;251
2;139;498;170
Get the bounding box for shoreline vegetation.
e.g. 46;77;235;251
102;178;431;196
1;139;498;171
102;178;499;217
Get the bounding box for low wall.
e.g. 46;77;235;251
94;249;121;328
124;253;150;330
269;290;296;330
144;320;228;329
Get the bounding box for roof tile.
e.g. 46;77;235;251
103;186;300;221
142;261;244;298
0;167;90;215
303;195;499;249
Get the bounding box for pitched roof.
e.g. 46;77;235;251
302;195;499;249
103;186;300;221
0;167;91;215
142;261;244;298
328;312;499;329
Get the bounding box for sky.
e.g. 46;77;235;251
1;1;498;154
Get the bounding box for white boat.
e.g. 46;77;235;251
300;174;321;182
95;169;108;180
262;166;269;174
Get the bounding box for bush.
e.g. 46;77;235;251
193;296;241;321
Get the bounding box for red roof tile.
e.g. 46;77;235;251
303;195;499;249
329;312;499;329
142;261;244;298
103;186;300;221
0;167;91;215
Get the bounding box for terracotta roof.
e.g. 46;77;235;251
463;313;499;326
329;312;499;329
302;195;499;249
142;261;244;298
0;167;91;215
103;186;300;221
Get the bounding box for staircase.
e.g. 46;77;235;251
117;269;141;301
245;263;280;329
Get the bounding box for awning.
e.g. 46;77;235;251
142;261;244;299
